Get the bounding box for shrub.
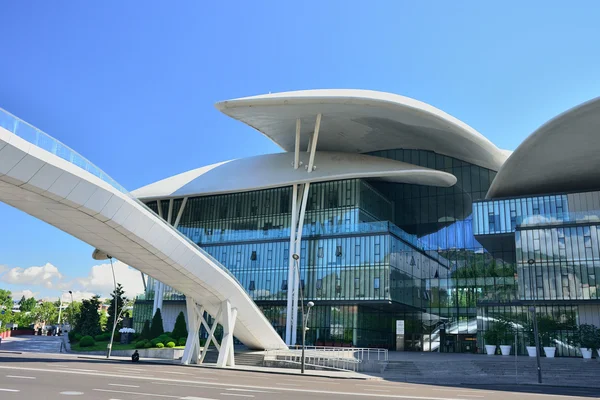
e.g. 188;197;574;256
94;334;105;342
150;308;164;338
150;338;163;346
172;312;188;341
166;341;175;348
68;331;78;343
156;342;164;348
140;319;151;340
79;335;95;347
132;332;140;341
75;333;83;341
144;341;152;348
178;337;186;346
135;340;148;349
576;324;600;350
164;331;173;337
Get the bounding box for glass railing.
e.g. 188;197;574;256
0;108;128;193
0;107;244;288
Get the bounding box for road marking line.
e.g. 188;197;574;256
220;394;254;398
153;382;222;390
1;365;478;400
6;375;36;379
108;383;140;388
462;396;484;398
94;388;183;398
227;388;273;393
275;383;301;386
59;391;84;395
115;367;144;372
366;389;391;392
0;388;20;392
162;371;191;375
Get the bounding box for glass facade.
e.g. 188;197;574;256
134;149;600;355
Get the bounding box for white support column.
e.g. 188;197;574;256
156;199;163;219
152;280;160;315
173;197;188;229
294;119;301;169
199;307;222;363
285;184;299;345
216;300;237;368
291;182;310;345
181;297;202;365
167;198;174;225
307;113;322;173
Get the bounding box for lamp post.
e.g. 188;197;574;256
292;253;315;374
107;255;118;359
528;258;542;384
56;290;73;335
108;303;134;358
302;301;315;374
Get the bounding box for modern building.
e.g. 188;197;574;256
131;90;600;355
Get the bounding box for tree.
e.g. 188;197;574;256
150;308;164;338
62;301;81;327
140;319;151;339
107;283;127;332
32;301;58;327
172;311;188;340
19;296;37;313
75;295;101;337
0;289;13;327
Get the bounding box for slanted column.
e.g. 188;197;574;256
181;297;202;365
216;300;238;367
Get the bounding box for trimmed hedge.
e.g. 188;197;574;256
79;335;95;347
156;343;164;348
178;338;186;346
144;341;152;348
166;341;175;348
135;340;148;349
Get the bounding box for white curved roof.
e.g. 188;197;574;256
487;97;600;199
216;89;508;171
132;151;457;200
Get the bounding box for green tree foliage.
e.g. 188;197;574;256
107;283;127;332
0;289;13;326
32;301;58;326
150;308;164;338
140;319;151;339
18;296;37;313
75;296;101;337
172;311;188;340
63;301;81;327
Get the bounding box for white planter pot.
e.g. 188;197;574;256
526;346;537;357
581;348;593;359
544;347;556;358
500;345;512;356
485;344;497;355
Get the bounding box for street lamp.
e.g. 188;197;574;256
56;290;73;336
292;253;315;374
301;301;315;374
528;258;542;384
107;255;118;359
107;303;134;359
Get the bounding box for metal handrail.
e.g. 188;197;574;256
290;345;389;361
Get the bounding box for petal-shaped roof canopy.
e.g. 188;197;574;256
487;97;600;199
133;151;456;200
216;89;508;171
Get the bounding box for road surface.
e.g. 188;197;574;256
0;352;595;400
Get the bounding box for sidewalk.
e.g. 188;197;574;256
76;354;379;380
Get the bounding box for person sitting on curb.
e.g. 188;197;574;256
132;350;140;363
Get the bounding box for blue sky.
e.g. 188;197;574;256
0;1;599;300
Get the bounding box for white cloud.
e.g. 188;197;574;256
0;261;144;301
1;263;63;289
76;260;144;299
11;289;37;300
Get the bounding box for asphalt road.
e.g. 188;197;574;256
0;352;596;400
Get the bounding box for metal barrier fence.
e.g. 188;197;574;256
264;346;388;372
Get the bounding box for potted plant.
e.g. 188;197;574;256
496;318;514;356
483;328;498;355
575;324;599;359
538;315;559;358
